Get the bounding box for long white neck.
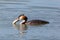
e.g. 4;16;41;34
20;20;26;24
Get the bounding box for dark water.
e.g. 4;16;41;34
0;0;60;40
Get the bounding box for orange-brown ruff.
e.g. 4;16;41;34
12;14;49;25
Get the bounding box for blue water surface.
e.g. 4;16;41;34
0;0;60;40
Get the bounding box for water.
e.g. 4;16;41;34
0;0;60;40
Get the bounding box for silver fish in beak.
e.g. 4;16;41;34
12;18;19;24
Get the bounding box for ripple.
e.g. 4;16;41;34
0;0;29;5
0;8;29;12
29;6;60;10
0;0;29;2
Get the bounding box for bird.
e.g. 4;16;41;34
12;14;49;25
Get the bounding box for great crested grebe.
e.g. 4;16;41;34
12;14;49;25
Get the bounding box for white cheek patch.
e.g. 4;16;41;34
20;20;25;24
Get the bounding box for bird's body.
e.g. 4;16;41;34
12;14;49;25
26;20;49;25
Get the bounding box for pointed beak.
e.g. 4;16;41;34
12;18;19;24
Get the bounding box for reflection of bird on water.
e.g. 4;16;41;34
12;14;49;26
12;24;27;34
